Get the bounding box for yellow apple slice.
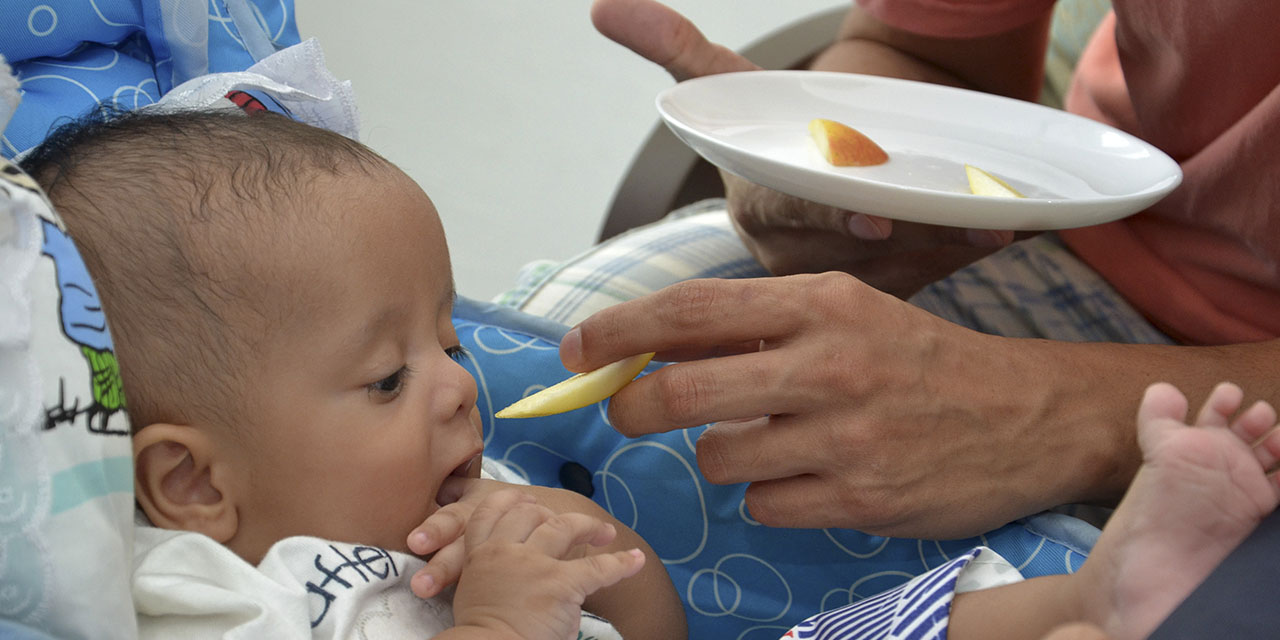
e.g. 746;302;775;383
964;164;1025;198
808;118;889;167
495;352;656;419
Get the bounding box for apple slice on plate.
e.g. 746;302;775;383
495;352;656;418
965;164;1024;198
808;118;889;167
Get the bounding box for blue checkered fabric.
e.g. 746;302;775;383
498;199;1173;348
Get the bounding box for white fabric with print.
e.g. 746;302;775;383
0;59;136;639
131;460;622;639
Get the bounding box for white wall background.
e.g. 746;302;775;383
297;1;845;300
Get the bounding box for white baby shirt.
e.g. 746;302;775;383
132;457;624;639
133;524;625;639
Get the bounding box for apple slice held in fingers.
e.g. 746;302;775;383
964;164;1025;198
495;352;656;419
808;118;889;167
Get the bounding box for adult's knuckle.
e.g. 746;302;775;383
661;280;722;330
742;485;788;526
694;433;732;483
835;487;901;534
813;270;860;301
808;352;857;396
653;365;707;427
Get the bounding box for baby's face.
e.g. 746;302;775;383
221;167;483;560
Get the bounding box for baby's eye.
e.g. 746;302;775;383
446;345;469;363
367;366;412;400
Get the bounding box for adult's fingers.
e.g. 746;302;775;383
693;416;821;484
737;473;850;530
563;277;805;372
590;0;760;81
607;349;807;436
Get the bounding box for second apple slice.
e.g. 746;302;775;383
964;164;1025;198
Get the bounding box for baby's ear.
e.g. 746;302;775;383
133;424;238;543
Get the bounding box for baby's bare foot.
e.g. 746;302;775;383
1076;382;1280;640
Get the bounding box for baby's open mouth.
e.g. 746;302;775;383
432;455;480;508
449;456;476;479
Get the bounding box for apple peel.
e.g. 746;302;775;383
964;164;1024;198
495;352;656;419
808;118;888;167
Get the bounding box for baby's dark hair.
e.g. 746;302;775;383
21;106;391;431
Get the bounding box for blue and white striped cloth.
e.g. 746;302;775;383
781;547;1019;640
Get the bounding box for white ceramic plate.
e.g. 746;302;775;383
656;71;1182;230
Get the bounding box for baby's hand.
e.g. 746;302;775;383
408;476;516;598
449;489;645;638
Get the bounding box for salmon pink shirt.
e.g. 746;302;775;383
858;0;1280;345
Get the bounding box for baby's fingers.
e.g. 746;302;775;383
408;502;472;556
412;537;465;599
526;512;619;558
567;549;647;597
466;489;539;545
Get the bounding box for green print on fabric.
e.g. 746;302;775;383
82;345;126;411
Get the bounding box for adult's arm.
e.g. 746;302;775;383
560;274;1280;538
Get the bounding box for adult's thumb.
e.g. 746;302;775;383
591;0;761;81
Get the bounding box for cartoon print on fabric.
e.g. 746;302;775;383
224;89;291;117
34;211;127;436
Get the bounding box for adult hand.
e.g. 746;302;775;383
561;274;1132;539
590;0;1018;297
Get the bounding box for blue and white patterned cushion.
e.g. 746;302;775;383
454;297;1098;640
2;0;300;159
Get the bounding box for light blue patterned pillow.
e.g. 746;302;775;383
2;0;300;160
454;297;1099;640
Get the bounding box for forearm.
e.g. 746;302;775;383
948;575;1081;640
807;5;1051;101
996;336;1280;508
514;485;687;640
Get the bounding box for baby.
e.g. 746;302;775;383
20;107;686;639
